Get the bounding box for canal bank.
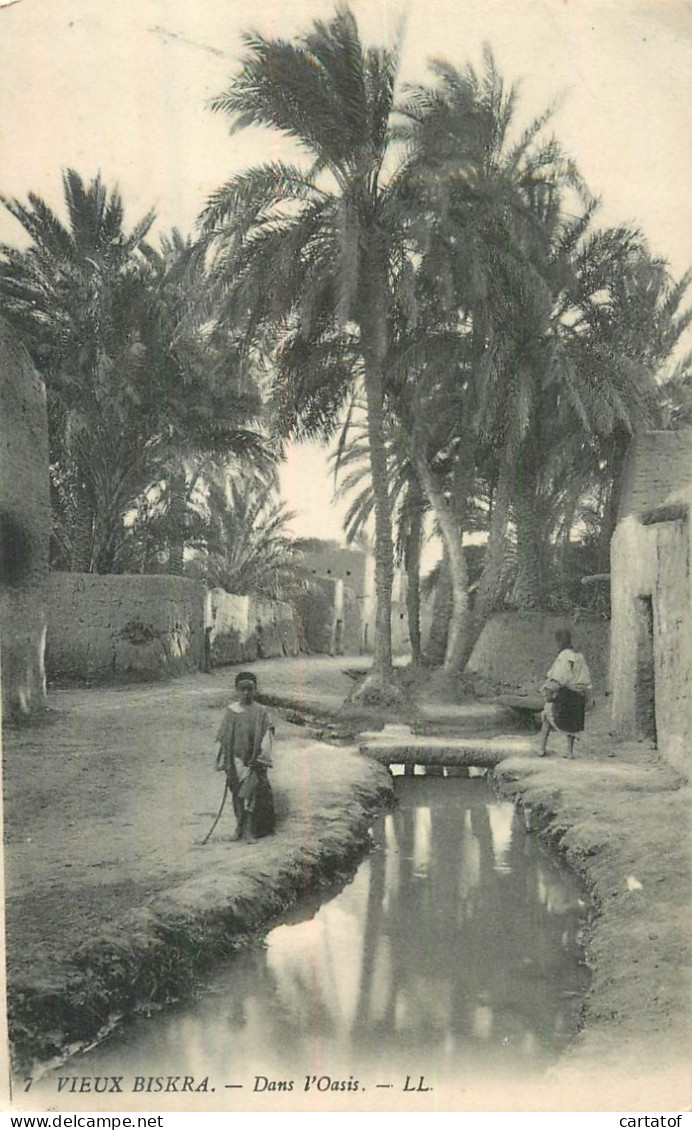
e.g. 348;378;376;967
257;662;692;1109
492;743;690;1108
2;667;393;1072
3;657;690;1110
27;772;592;1112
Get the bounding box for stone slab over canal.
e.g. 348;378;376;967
360;730;536;767
2;657;690;1111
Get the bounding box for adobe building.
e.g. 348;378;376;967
609;430;692;774
361;551;410;656
0;319;50;719
295;540;410;656
295;542;365;654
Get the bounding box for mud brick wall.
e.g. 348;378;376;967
0;321;50;719
207;589;250;666
292;576;342;654
208;589;297;665
617;430;692;520
45;574;206;682
466;611;610;696
340;584;361;654
299;544;368;597
610;426;692;773
299;544;367;653
653;518;691;773
609;517;657;738
249;596;296;659
611;511;691;774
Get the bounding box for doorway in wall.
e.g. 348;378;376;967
634;595;657;744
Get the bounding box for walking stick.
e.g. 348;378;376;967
202;779;229;845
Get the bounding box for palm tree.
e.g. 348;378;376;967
0;180;272;574
329;411;430;667
474;225;688;615
400;55;686;629
0;170;156;570
188;473;301;601
139;231;273;575
390;50;587;661
564;236;692;566
201;4;412;693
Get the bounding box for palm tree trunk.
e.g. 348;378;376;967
168;467;187;577
70;480;95;572
426;550;452;666
359;272;394;684
598;430;630;571
514;444;542;609
555;486;580;601
405;476;424;668
413;452;473;676
475;460;512;624
93;475;122;574
95;528;118;575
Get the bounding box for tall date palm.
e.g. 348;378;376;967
0;170;155;571
202;4;411;691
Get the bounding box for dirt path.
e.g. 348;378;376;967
2;660;392;1068
489;703;691;1108
2;657;690;1109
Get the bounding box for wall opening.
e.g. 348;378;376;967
634;595;657;744
0;511;35;585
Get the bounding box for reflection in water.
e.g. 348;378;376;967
41;777;589;1092
487;804;515;873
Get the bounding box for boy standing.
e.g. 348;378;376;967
215;671;275;842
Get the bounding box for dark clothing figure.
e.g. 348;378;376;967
551;684;586;735
215;680;275;841
539;632;593;758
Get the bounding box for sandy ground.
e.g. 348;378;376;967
2;659;392;1069
347;670;690;1106
2;656;690;1109
493;706;691;1108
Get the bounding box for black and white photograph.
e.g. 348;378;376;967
0;0;690;1115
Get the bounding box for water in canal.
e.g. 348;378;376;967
39;773;590;1097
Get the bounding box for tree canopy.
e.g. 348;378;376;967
2;7;690;682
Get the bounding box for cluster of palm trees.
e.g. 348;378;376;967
201;6;691;688
2;5;690;690
0;172;289;591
